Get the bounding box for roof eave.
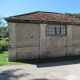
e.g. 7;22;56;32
4;18;80;25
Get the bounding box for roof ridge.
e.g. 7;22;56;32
38;11;80;20
5;11;80;23
37;11;64;14
8;11;80;20
9;11;64;18
9;11;39;18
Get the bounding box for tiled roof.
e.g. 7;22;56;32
8;11;80;22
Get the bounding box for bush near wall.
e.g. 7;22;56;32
0;38;8;52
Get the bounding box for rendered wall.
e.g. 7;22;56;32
8;23;40;61
8;22;80;61
67;25;73;55
8;23;17;61
39;24;67;58
67;25;80;56
15;23;40;60
72;25;80;55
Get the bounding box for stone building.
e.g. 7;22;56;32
5;11;80;61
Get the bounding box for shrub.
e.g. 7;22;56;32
0;34;2;40
0;39;8;52
0;46;2;52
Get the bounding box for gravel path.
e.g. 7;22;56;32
0;60;80;80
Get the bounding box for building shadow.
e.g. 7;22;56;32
0;69;30;80
17;56;80;68
36;60;80;68
32;78;62;80
32;78;49;80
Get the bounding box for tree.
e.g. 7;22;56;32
0;26;9;38
0;16;9;38
0;16;8;27
4;26;9;38
65;13;80;18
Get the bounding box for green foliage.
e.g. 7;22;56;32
0;51;8;62
0;39;8;52
0;26;9;52
0;51;22;65
0;26;9;38
65;13;80;18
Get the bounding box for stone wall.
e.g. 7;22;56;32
47;36;63;57
16;23;40;47
15;23;40;60
16;23;67;60
16;47;39;60
72;25;80;55
8;23;17;61
8;22;80;61
66;25;73;56
39;24;67;58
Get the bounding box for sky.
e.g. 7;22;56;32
0;0;80;17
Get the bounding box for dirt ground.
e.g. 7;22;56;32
0;60;80;80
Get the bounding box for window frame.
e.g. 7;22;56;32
46;25;67;36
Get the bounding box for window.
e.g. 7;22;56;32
47;25;66;35
47;25;55;35
61;26;66;35
56;26;60;35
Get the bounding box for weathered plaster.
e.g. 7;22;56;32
8;22;80;61
8;22;17;61
67;25;73;56
39;24;47;58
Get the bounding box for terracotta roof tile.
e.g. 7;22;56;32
8;11;80;22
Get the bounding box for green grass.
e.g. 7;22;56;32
0;51;8;62
0;51;23;66
0;51;80;66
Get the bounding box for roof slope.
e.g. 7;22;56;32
5;11;80;24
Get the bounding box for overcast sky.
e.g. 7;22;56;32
0;0;80;17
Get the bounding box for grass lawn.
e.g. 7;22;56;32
0;51;80;66
0;51;23;66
